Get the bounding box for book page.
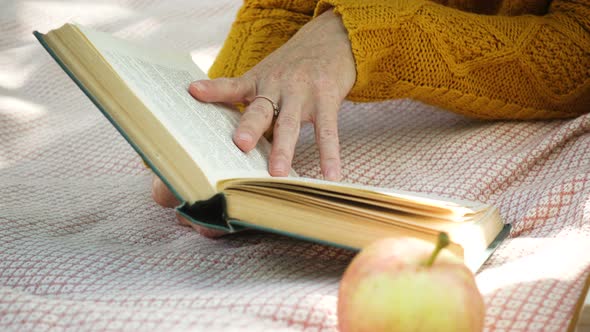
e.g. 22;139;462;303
77;25;287;183
218;176;490;215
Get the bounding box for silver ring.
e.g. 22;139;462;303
253;95;280;117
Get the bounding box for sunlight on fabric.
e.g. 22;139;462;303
191;46;222;73
106;17;165;41
0;97;46;170
20;1;136;29
0;45;39;90
476;235;590;295
0;97;47;119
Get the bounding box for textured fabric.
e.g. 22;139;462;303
1;0;590;331
210;0;590;120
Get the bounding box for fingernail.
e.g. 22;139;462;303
271;159;287;175
325;168;341;181
190;81;204;91
236;132;252;144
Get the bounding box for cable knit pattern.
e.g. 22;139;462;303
210;0;590;120
208;0;315;79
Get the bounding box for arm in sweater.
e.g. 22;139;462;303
208;0;317;79
212;0;589;120
315;0;590;119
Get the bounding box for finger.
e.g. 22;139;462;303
314;100;342;181
151;175;180;208
175;213;227;238
152;175;226;237
233;93;278;152
269;96;304;177
189;77;255;104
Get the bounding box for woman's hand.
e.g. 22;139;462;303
152;10;355;238
189;10;356;181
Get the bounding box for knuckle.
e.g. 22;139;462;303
273;147;293;161
248;103;271;118
276;114;300;131
215;77;247;96
308;70;341;94
312;75;335;90
237;125;256;137
322;155;340;165
269;70;283;83
214;77;231;87
238;122;263;137
300;113;313;123
317;127;339;142
290;69;310;85
227;78;241;93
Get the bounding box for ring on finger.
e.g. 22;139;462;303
253;95;280;118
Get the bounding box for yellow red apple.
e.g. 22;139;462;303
338;233;485;332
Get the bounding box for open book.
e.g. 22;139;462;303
35;24;510;272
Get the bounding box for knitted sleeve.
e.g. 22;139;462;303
208;0;317;79
315;0;590;119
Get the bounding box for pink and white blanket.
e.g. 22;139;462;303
1;0;589;330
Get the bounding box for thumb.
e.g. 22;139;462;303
189;77;255;104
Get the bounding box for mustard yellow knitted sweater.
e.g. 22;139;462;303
209;0;590;119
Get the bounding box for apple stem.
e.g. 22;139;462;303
424;232;450;267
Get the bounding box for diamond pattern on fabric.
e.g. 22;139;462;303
1;0;590;331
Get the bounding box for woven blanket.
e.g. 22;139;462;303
1;0;590;331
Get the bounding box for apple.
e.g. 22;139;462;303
338;233;485;332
